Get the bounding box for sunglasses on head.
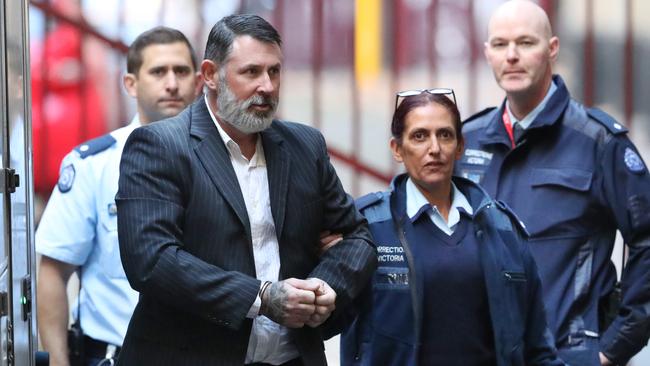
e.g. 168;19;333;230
394;88;456;110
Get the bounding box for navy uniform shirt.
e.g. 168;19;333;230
36;117;141;346
455;75;650;366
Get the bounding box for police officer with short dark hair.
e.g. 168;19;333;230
455;1;650;365
36;26;201;366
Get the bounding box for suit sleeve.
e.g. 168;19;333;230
116;126;259;330
307;131;377;309
597;137;650;364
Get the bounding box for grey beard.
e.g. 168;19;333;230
215;80;277;134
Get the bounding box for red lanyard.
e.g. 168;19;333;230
502;108;515;148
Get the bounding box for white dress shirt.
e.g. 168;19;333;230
205;96;299;365
405;178;473;235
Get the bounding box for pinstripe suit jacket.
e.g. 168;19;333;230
115;99;377;366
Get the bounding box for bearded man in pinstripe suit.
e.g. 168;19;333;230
115;14;377;366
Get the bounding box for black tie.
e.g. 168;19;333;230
513;122;526;144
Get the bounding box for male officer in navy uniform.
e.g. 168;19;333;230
36;26;201;366
455;1;650;365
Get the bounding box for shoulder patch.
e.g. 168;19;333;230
74;133;117;159
57;164;75;193
355;192;384;211
586;107;627;135
494;200;530;238
624;147;647;174
463;107;497;124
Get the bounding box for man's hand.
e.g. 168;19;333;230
318;231;343;256
260;278;319;328
305;278;336;328
599;352;613;366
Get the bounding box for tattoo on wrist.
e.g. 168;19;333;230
264;281;288;321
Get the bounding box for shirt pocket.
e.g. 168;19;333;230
530;168;593;191
99;201;127;279
527;167;593;237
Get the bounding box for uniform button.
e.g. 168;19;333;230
476;230;484;239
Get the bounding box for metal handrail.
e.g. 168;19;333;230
29;0;128;53
29;0;392;187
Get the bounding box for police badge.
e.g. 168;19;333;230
58;164;76;193
624;147;646;174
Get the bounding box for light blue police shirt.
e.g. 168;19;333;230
36;116;141;346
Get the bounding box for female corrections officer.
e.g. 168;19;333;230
338;90;565;366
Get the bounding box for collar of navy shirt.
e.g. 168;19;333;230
478;74;571;147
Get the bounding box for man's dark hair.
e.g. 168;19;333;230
127;26;197;74
391;92;462;145
204;14;282;65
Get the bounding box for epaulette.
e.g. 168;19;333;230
356;191;391;223
463;107;497;124
74;133;117;159
494;200;530;238
355;192;384;211
586;107;627;135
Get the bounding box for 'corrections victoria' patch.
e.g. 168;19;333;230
624;148;646;174
57;164;76;193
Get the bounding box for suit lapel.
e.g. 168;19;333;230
261;124;290;239
190;100;252;240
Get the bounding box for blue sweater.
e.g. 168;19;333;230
400;188;495;365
